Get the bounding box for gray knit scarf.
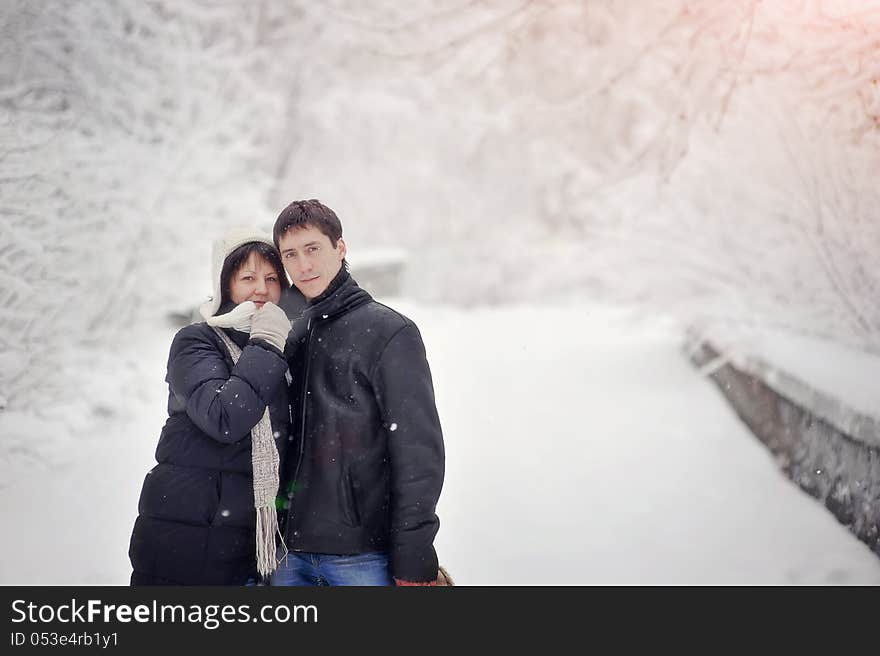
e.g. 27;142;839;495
212;327;287;579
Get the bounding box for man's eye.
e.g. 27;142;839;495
308;246;319;253
284;252;295;259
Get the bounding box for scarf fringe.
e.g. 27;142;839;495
256;504;286;578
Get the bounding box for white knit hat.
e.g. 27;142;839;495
199;226;276;321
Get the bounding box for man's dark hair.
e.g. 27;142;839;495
273;199;343;248
219;241;290;308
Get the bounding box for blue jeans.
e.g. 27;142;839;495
268;550;393;587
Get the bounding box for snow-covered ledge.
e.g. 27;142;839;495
684;326;880;559
348;247;408;299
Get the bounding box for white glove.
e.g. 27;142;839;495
249;302;291;352
206;300;258;331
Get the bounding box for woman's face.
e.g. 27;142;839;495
229;252;282;308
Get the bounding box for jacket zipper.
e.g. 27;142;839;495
286;316;314;541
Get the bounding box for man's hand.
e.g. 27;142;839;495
394;578;438;586
394;567;453;586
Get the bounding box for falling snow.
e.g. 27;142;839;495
2;2;879;585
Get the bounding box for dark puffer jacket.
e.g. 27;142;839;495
129;323;290;585
280;271;445;583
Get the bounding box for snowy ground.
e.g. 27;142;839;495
1;301;879;585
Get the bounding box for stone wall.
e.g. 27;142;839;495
686;334;880;558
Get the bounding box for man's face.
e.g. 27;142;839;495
278;225;346;300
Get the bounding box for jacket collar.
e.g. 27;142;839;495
305;271;372;320
217;325;250;350
307;266;350;306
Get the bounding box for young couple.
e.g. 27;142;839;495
129;200;446;586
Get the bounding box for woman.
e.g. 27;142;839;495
129;227;292;585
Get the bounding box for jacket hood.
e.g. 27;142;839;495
198;226;276;321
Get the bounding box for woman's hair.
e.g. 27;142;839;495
218;241;289;308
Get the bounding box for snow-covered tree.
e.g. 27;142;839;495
3;0;879;418
0;1;310;411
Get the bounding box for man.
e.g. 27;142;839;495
271;199;445;586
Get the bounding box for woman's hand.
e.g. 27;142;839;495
249;302;290;351
206;300;258;331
